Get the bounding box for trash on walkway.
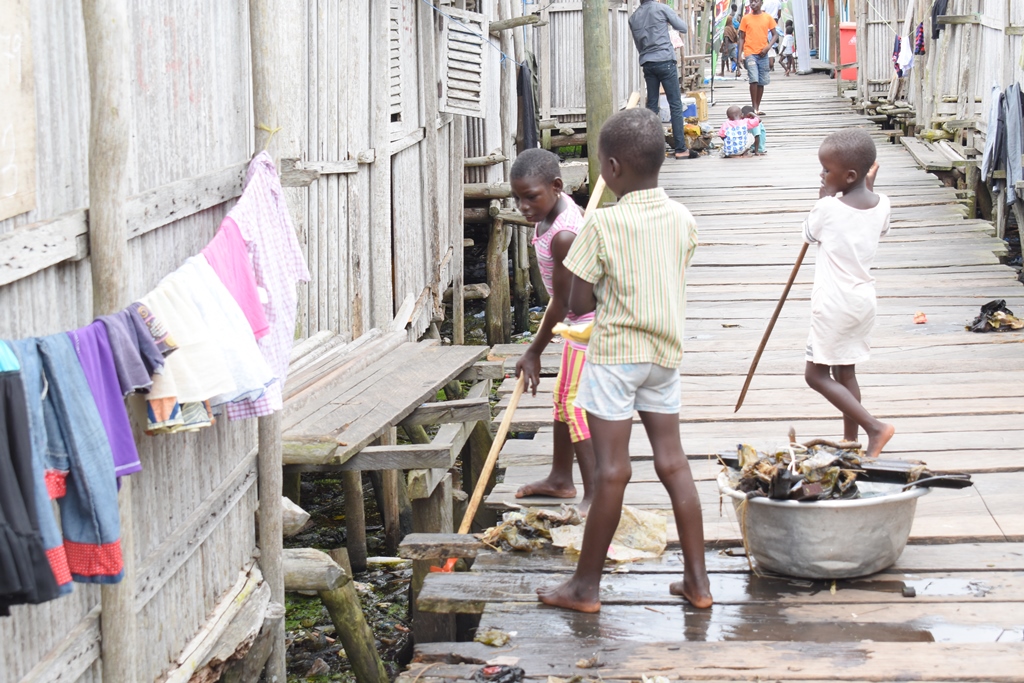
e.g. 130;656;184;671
967;299;1024;332
474;664;524;683
913;311;927;324
723;442;866;501
478;505;583;552
550;505;667;562
474;628;513;647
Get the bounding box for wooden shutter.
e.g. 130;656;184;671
439;7;487;119
389;0;403;124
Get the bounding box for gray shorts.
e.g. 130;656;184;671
745;54;771;86
575;363;681;421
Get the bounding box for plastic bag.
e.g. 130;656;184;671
549;505;667;562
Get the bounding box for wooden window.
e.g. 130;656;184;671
438;7;487;119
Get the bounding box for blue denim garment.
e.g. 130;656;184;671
643;60;687;153
7;339;73;594
25;335;123;584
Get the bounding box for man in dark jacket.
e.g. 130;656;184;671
629;0;690;159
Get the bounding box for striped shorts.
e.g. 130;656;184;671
553;343;590;442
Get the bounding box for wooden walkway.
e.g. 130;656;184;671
406;76;1024;681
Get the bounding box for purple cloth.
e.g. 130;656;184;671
67;322;142;478
98;312;155;397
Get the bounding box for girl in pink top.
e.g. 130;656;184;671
510;149;596;513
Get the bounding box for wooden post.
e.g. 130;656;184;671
378;428;402;555
485;217;511;345
369;0;394;326
498;0;516;182
420;0;442;318
83;1;137;679
319;549;389;683
512;225;530;333
582;0;615;199
342;470;368;573
465;419;496;532
250;2;306;679
410;473;455;643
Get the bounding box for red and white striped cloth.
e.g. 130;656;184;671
226;152;310;419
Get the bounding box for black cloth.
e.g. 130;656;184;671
517;58;539;150
931;0;949;40
0;371;60;616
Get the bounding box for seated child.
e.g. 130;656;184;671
741;105;767;154
803;128;895;459
510;149;597;513
536;108;712;613
718;106;761;157
781;23;796;75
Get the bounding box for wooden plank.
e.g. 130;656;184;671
124;161;248;239
0;210;87;287
401;397;491;427
417;569;1024;614
389;127;426;156
412;640;1024;681
285;443;455;473
17;607;101;683
455;360;505;382
398;533;486;560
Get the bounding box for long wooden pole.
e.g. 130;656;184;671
250;0;306;679
582;0;615;200
734;242;808;412
83;1;137;679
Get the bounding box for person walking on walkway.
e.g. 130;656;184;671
736;0;777;115
629;0;690;160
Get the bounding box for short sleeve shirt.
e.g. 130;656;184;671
563;188;698;368
739;12;777;57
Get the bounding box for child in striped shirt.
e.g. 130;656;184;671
537;108;713;614
510;149;597;514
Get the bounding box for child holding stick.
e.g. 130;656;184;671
537;109;712;613
804;128;895;458
510;149;597;513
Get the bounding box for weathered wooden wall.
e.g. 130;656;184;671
0;3;258;683
0;0;465;680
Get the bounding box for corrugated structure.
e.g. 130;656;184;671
0;0;474;680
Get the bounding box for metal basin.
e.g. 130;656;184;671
718;471;930;579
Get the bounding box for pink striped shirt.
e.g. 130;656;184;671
226;152;310;419
532;194;594;348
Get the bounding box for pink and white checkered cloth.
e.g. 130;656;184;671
226;152;310;419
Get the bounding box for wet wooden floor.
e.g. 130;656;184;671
404;75;1024;681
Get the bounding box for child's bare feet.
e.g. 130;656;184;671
865;423;895;458
516;477;576;499
669;573;713;609
537;578;601;613
578;494;593;517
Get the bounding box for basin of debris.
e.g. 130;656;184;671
718;443;929;579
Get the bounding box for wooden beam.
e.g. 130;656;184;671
398;533;486;560
402;397;492;427
455;360;505;382
464;153;508;167
282;548;349;591
83;0;137;677
318;549;389;683
464;182;512;199
343;470;367;573
488;14;540;34
17;606;101;683
284;443;454;472
937;13;1004;31
125;161;248;238
443;282;490;301
0;210;88;287
389;126;426;156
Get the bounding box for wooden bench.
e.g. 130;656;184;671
901;136;954;172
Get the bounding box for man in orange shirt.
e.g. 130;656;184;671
736;0;778;115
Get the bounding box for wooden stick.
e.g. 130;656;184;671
734;242;809;412
459;374;524;536
585;91;641;212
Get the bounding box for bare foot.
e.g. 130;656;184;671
537;578;601;613
516;477;577;499
578;495;593;518
669;576;713;609
865;423;896;458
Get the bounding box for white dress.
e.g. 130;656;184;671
803;195;891;366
